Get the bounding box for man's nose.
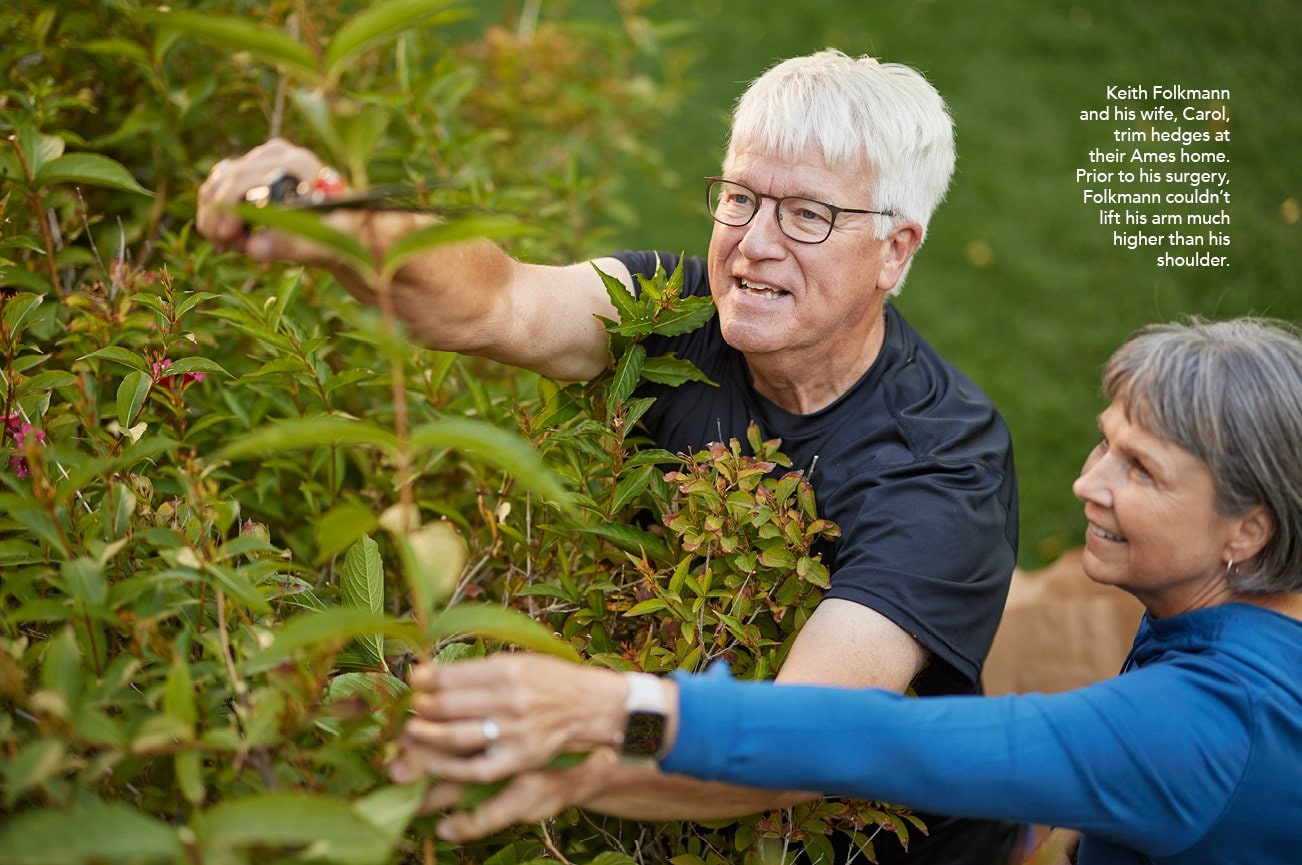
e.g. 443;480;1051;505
738;200;787;257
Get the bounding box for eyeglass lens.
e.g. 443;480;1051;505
708;180;836;243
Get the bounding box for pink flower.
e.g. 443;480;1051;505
152;358;205;388
10;456;30;479
4;414;21;436
13;424;45;447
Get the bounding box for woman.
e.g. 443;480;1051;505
390;318;1302;864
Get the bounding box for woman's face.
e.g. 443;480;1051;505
1072;398;1250;617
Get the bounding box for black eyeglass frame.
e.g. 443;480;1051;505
704;176;898;244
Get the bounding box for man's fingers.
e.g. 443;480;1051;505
196;138;331;252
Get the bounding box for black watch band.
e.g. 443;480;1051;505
619;672;669;762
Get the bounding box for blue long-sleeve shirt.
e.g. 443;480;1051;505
663;603;1302;864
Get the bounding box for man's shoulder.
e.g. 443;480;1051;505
865;306;1011;466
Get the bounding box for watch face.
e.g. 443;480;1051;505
623;710;667;758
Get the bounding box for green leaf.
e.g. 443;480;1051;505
40;629;81;715
34;153;151;196
2;740;65;809
408;416;573;511
594;261;643;324
391;520;465;619
382;216;536;276
341;536;384;614
610;343;646;404
607;297;717;338
81;38;151;65
78;345;150;373
428;603;581;663
624;598;668;617
340;536;385;666
234;204;373;275
163;357;231;378
245;608;419;672
9;125;64;179
197;793;391;865
640;354;717;387
757;546;796;569
19;370;78;393
204;563;272;614
352;781;430;846
0;266;52;294
315;501;379;563
3;292;44;336
163;655;197;732
0;800;185;864
325;0;461;78
61;557;107;608
610;464;655;514
335;104;391;180
139;10;319;78
176;751;205;806
214;416;399;462
115;371;152;429
577;524;670;561
327;671;409;702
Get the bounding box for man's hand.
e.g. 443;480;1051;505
1022;828;1081;865
194;138;624;381
197;138;336;260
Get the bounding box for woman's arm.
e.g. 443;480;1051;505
392;653;1253;856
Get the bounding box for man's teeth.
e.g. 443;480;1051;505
741;281;787;296
1090;524;1124;542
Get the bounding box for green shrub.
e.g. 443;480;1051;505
0;2;919;862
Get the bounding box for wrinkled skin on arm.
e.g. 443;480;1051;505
196;138;628;381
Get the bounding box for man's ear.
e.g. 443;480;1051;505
1226;504;1276;568
877;220;924;293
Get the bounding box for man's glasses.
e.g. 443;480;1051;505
705;177;896;244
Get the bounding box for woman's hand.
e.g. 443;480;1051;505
389;654;634;785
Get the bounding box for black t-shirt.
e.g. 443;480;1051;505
614;250;1018;696
610;251;1024;863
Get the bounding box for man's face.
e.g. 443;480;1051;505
706;145;912;368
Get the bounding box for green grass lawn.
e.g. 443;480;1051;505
562;0;1302;566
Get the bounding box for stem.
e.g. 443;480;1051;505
373;267;414;529
215;589;249;701
9;141;62;294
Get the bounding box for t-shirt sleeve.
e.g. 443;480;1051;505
664;659;1253;857
823;456;1016;691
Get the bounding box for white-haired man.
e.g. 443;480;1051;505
199;49;1021;864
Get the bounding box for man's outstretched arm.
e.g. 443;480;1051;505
196;138;631;382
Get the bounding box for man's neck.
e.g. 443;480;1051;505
746;314;888;415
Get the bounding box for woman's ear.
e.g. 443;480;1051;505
1227;504;1276;567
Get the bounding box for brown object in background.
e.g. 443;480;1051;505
984;548;1146;696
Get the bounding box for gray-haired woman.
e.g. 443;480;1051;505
392;318;1302;865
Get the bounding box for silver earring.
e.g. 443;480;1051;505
1225;558;1236;578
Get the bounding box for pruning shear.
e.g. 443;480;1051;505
242;167;437;212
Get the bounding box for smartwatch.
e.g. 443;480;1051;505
619;672;669;762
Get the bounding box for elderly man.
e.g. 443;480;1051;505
198;50;1020;864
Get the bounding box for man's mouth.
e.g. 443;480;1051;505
738;279;790;299
1089;523;1125;543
